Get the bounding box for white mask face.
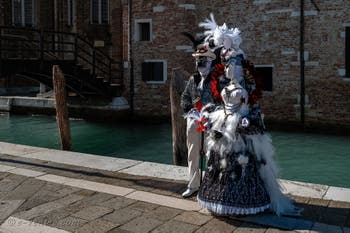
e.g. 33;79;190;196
223;37;232;49
197;58;212;76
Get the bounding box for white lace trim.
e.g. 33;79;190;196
198;197;270;215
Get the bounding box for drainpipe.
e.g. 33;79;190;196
300;0;305;128
300;0;320;128
129;0;134;115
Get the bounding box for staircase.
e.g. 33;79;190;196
0;26;122;99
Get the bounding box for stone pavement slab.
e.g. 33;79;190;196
72;205;114;221
53;216;88;232
0;216;70;233
119;215;163;233
75;219;119;233
195;217;241;233
9;167;45;177
64;178;135;196
103;207;142;225
97;196;137;210
36;174;75;184
233;222;267;233
62;193;115;214
0;142;45;156
174;211;213;226
128;201;159;212
280;179;328;199
126;190;201;211
324;186;350;202
143;206;183;221
119;162;189;181
37;174;135;197
0;164;15;172
151;219;199;233
238;214;313;231
0;199;25;221
17;149;142;172
31;209;71;226
2;178;45;201
13;194;84;220
107;228;133;233
17;185;79;212
0;174;28;192
265;228;297;233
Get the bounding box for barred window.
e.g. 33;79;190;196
12;0;34;27
91;0;109;24
255;66;273;92
142;60;167;83
135;19;152;41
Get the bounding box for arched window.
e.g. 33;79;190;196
12;0;34;27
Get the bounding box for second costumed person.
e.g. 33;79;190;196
187;14;302;216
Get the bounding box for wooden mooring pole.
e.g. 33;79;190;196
52;65;72;151
170;69;188;166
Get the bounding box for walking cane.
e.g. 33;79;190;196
199;131;204;185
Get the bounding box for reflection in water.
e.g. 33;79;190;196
0;113;350;188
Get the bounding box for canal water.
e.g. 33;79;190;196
1;113;350;188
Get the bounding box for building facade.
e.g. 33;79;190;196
127;0;350;128
1;0;350;128
0;0;124;96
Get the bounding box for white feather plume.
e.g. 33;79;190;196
246;134;302;216
198;13;217;36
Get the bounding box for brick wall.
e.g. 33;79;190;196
128;0;350;127
128;0;198;117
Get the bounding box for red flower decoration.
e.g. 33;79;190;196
194;100;202;111
210;64;225;102
195;117;208;132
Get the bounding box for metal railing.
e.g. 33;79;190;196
0;26;114;83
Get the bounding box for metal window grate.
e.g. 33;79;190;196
255;66;273;92
139;23;150;41
101;0;109;24
142;62;164;82
12;0;34;27
91;0;108;24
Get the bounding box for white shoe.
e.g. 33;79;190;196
182;188;198;198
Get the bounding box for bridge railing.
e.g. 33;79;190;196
0;26;114;83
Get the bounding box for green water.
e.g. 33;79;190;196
1;113;350;188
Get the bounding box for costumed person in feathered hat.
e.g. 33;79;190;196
180;39;230;198
194;14;302;216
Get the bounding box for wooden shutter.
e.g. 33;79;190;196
24;0;33;27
